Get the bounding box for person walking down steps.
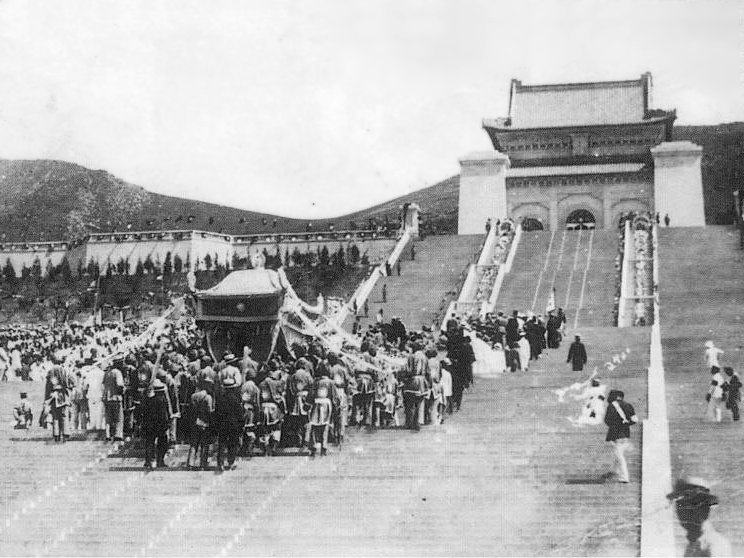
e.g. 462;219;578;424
567;335;588;373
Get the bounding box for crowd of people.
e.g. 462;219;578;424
451;307;568;375
4;311;482;470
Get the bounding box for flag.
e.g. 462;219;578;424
545;287;556;313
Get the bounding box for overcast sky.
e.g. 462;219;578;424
0;0;741;218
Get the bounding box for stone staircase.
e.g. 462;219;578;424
353;234;483;331
497;230;618;329
658;225;744;555
0;322;649;556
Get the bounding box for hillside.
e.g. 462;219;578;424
0;122;742;242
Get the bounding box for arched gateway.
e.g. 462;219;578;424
521;218;544;231
566;209;596;230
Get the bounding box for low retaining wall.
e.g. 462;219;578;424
640;224;675;557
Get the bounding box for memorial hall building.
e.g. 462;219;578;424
458;73;705;233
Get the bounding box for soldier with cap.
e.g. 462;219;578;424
307;385;333;457
102;357;125;442
240;374;261;457
44;354;74;442
188;377;214;469
215;371;244;471
284;360;313;449
140;376;172;469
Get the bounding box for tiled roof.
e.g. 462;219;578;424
507;75;652;129
506;163;645;178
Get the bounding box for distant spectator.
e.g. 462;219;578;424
13;392;33;429
566;335;588;372
723;367;741;422
664;213;671;227
704;341;724;373
706;367;727;423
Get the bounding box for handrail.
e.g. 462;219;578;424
640;222;675;557
476;223;498;266
484;224;523;314
618;219;633;327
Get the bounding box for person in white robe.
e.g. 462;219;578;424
85;363;106;434
517;334;531;372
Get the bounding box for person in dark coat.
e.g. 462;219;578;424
524;317;542;361
723;367;741;422
505;311;520;347
460;336;476;388
546;311;562;349
140;379;172;469
567;335;588;372
604;389;637;483
215;377;244;470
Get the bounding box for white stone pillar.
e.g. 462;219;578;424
458;151;510;235
404;202;421;238
651;141;705;227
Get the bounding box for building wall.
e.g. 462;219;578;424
232;237;397;266
458;152;510;234
495;122;668;163
652;141;705;227
0;246;69;277
0;231;399;277
506;172;654;230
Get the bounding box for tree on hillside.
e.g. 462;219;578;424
319;246;330;267
143;255;155;275
348;244;360;266
45;259;56;283
58;256;72;284
163;252;173;277
65;209;89;241
30;257;42;285
2;259;16;287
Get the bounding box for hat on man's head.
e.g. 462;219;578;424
222;353;239;364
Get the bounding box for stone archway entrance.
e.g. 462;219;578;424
521;218;544;231
566;209;596;230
